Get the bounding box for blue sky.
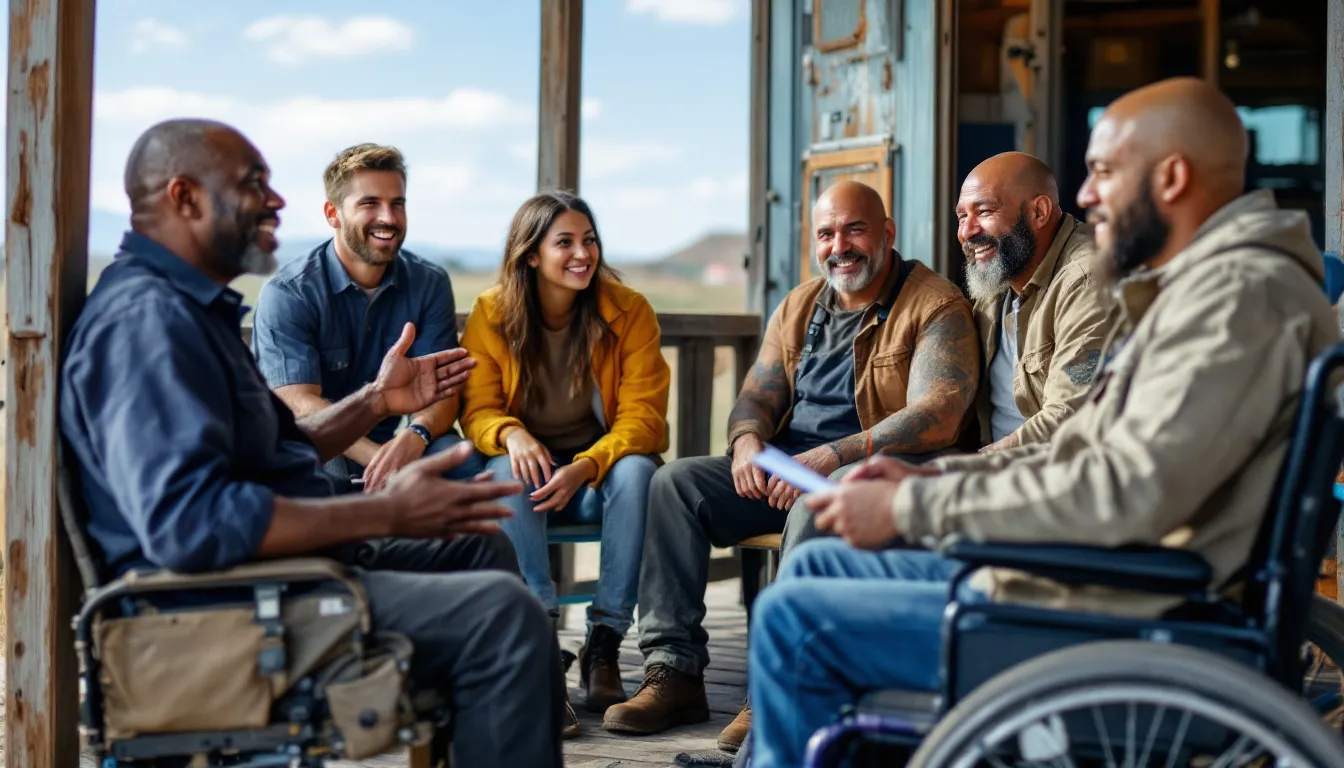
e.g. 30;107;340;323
78;0;751;261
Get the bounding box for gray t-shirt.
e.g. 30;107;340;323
776;296;866;454
989;293;1026;441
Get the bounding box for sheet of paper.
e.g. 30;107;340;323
751;444;836;494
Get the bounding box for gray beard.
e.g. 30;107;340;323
825;243;888;294
964;257;1012;303
239;243;277;276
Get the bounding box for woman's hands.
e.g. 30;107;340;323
531;458;597;513
503;426;555;489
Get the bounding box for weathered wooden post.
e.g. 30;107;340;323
538;0;583;194
4;0;97;764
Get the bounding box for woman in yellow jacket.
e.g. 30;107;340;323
460;191;670;728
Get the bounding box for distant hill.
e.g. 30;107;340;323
650;231;748;284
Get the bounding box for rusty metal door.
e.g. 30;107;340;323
798;0;901;280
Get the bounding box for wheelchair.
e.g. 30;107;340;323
792;342;1344;767
58;458;450;766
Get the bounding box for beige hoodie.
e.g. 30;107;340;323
895;189;1341;617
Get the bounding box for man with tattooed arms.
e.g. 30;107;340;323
602;180;980;744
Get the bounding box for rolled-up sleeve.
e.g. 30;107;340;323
251;279;321;388
67;298;276;572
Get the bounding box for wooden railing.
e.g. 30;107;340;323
242;312;764;461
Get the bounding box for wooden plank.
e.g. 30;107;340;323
538;0;583;193
676;340;716;459
657;313;763;342
745;0;770;315
4;0;97;766
1200;0;1221;86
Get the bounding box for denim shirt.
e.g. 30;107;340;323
251;241;457;444
59;232;336;578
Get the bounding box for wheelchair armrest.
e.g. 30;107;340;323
940;539;1213;596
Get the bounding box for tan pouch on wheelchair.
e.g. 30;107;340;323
320;632;416;759
97;561;372;741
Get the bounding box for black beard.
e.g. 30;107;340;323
1105;176;1171;280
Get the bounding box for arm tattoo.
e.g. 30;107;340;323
824;307;978;464
727;358;791;440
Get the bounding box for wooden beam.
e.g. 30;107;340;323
1326;0;1344;606
5;0;97;766
1201;0;1221;86
538;0;583;193
744;0;770;315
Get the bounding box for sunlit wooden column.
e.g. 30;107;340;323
5;0;96;765
538;0;583;193
1326;0;1344;604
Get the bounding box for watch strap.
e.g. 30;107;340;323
406;423;432;447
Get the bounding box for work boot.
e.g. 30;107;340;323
602;663;710;734
717;702;751;752
579;624;627;713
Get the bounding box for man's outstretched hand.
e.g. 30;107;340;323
380;441;521;538
373;323;476;416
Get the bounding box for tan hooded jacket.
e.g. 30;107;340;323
896;190;1341;617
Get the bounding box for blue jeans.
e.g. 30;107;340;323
487;452;657;636
747;539;983;768
325;431;487;482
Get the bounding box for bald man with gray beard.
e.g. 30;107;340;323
956;151;1116;452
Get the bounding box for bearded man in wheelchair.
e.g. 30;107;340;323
739;78;1344;768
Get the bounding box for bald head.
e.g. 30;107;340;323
122;118;284;282
810;180;896;304
1101;77;1247;196
956;152;1063;300
965;152;1059;207
1079;77;1248;278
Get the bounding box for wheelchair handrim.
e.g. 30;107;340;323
939;685;1317;768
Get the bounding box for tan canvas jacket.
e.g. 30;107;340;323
973;215;1115;446
729;252;977;448
896;190;1340;617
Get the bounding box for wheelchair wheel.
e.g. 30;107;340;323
1304;593;1344;729
909;639;1344;768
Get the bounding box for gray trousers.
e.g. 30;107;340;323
334;533;566;767
637;455;860;677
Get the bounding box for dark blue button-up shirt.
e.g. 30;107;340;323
250;241;457;444
59;232;336;577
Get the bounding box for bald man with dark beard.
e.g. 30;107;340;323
740;77;1340;768
956;152;1115;451
58;118;567;767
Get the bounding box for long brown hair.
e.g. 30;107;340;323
497;191;620;410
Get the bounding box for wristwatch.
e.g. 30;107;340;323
406;423;432;448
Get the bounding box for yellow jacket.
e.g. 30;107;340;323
459;280;671;486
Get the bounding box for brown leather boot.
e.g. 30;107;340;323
579;625;627;713
717;703;751;752
601;663;710;734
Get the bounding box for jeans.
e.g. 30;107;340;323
324;430;487;482
746;539;985;768
326;533;564;766
487;452;658;636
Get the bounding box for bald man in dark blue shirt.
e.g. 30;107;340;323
58;118;567;766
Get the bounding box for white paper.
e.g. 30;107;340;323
751;444;836;494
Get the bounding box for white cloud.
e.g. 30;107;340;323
94;87;532;162
582;98;603;121
625;0;743;25
130;18;188;53
509;137;679;180
244;14;415;65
